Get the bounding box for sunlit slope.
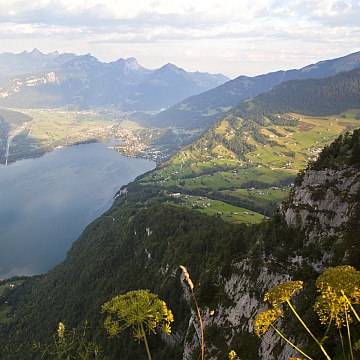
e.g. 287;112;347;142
140;69;360;222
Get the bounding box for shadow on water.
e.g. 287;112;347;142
0;141;155;279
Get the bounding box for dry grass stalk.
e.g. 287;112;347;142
180;265;204;360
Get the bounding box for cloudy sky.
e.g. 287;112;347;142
0;0;359;78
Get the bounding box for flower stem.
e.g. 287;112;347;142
140;322;152;360
270;324;313;360
286;300;331;360
345;308;354;360
192;290;204;360
342;291;360;323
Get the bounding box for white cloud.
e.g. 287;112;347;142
0;0;358;78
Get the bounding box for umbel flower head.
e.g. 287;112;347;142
102;289;174;341
57;322;65;343
314;265;360;328
264;281;303;308
254;308;283;338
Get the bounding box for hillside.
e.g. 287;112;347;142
134;51;360;131
135;69;360;221
0;52;228;111
1;129;360;359
0;108;33;161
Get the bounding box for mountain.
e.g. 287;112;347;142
0;48;79;78
1;68;360;359
0;52;229;111
136;68;360;221
137;51;360;130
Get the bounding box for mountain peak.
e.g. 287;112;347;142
124;57;142;71
155;63;187;76
161;63;182;71
30;48;42;56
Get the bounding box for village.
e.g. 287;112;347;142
112;127;165;163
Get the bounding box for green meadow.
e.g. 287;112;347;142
21;109;119;144
172;195;265;224
142;109;360;222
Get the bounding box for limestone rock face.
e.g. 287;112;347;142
280;167;360;241
182;165;360;359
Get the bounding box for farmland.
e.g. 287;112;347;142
140;109;360;223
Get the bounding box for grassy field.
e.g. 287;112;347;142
21;109;119;145
4;109;132;163
141;109;360;223
173;195;265;224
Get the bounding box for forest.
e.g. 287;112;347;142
0;130;360;359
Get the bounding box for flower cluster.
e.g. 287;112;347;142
314;265;360;328
254;308;283;338
264;281;303;308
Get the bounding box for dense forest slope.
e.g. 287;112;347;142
1;128;360;359
135;51;360;130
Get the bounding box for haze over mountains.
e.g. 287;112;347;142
1;50;360;126
0;49;229;111
138;51;360;131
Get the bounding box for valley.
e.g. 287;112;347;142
3;105;360;224
1;109;172;165
140;109;360;222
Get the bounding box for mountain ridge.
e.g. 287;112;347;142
137;51;360;131
0;50;229;111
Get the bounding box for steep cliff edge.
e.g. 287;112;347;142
181;130;360;359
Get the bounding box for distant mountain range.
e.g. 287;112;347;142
1;49;360;131
0;49;229;111
135;51;360;130
0;48;78;78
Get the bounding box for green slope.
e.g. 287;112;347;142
139;69;360;220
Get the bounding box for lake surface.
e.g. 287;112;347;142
0;143;155;279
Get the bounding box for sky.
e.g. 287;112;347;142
0;0;359;79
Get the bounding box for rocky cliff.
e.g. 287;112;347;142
181;131;360;359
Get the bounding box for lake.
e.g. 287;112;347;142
0;142;155;279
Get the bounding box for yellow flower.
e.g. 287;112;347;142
264;281;303;308
228;349;241;360
314;266;360;328
254;308;283;338
57;322;65;342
